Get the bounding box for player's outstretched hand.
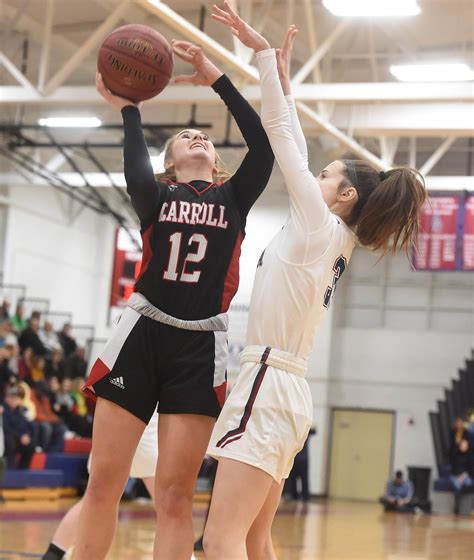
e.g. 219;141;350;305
276;25;299;95
95;72;142;111
212;1;270;52
172;40;223;86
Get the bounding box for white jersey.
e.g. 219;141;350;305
246;50;357;360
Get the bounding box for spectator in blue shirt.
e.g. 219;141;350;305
380;470;417;513
1;385;35;469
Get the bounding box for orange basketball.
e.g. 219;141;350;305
97;24;173;103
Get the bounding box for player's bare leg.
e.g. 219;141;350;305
142;476;155;500
153;413;215;560
73;398;145;560
203;458;275;560
246;480;284;560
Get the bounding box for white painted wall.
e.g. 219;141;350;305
2;185;116;339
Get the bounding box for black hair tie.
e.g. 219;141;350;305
379;171;387;181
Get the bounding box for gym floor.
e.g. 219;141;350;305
0;497;473;559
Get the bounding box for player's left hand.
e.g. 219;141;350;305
276;25;299;95
172;40;223;86
212;1;270;52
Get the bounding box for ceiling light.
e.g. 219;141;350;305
150;152;165;174
390;63;474;82
322;0;421;17
38;117;102;128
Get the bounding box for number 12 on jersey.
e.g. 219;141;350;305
163;232;208;283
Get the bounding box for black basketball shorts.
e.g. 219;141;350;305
83;306;227;424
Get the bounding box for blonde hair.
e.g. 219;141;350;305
154;134;231;184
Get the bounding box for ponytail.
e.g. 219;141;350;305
341;160;427;255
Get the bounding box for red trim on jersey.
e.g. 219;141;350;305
82;358;110;401
181;182;216;197
220;230;243;312
214;379;227;408
134;223;153;286
216;362;268;448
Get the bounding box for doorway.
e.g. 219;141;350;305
329;408;395;500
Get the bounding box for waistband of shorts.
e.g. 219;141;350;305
240;345;307;378
127;292;228;332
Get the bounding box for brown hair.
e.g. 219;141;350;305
340;160;427;255
154;134;231;184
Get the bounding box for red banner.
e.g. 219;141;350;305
462;196;474;271
109;228;142;308
414;196;460;270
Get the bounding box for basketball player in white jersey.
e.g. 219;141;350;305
42;413;158;560
206;4;427;559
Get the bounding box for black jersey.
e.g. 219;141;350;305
122;75;274;321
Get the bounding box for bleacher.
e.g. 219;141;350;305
429;350;474;514
0;282;100;500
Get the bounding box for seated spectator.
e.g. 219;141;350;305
467;410;474;435
6;341;19;377
45;348;65;380
70;377;93;437
54;377;76;429
451;417;469;445
10;302;28;334
449;439;473;491
39;321;61;354
65;346;87;379
18;347;34;381
31;355;47;383
1;385;35;469
3;320;19;350
380;471;417;513
19;317;47;357
0;319;10;348
47;376;61;409
57;323;77;359
31;381;66;452
0;347;17;402
17;381;37;422
0;298;11;321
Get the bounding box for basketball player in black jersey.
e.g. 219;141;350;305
74;41;274;560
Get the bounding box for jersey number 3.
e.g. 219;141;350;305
163;232;208;283
323;255;347;308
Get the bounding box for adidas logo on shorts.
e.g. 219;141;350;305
110;376;125;389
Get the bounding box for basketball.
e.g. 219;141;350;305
97;24;173;103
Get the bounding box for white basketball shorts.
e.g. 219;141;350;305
208;346;313;483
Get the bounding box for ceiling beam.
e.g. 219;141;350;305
37;0;55;91
141;0;260;80
2;81;471;104
419;137;457;176
0;53;37;91
43;0;130;95
292;20;350;86
140;0;385;168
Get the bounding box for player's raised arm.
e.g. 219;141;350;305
96;72;161;228
276;26;308;163
174;38;274;220
212;2;330;234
